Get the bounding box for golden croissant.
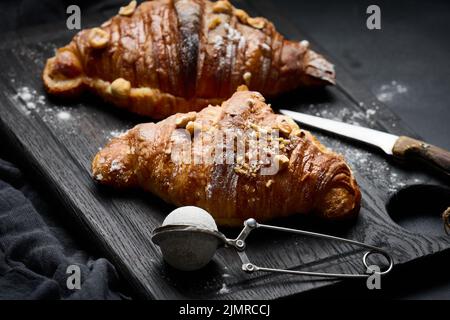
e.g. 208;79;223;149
92;89;360;226
43;0;335;119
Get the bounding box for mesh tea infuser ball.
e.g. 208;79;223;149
152;206;226;271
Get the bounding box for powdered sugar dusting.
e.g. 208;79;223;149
302;103;421;193
213;35;224;50
214;23;245;71
223;23;242;42
217;282;230;295
12;84;80;125
57;111;72;121
205;183;213;199
109;129;126;138
376;80;408;102
306;104;379;127
331;139;407;192
110;159;123;172
13;86;47;115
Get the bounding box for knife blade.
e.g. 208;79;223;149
279;109;450;177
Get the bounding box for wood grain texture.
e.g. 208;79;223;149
0;4;449;299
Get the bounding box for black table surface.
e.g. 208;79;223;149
0;0;449;299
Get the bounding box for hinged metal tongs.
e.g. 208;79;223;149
226;218;393;278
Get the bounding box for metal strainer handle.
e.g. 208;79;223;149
225;219;394;279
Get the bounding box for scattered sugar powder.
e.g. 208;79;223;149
13;86;47;115
205;183;213;199
56;111;72;121
317;136;410;193
223;23;242;42
16;86;33;101
307;104;378;127
110;159;123;172
213;35;224;50
109;129;126;138
376;80;408;102
218;283;230;295
302;104;417;192
213;23;244;71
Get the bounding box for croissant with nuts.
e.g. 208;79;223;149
92;89;360;226
43;0;335;119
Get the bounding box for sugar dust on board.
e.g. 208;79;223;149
375;81;408;102
13;86;46;115
13;84;128;143
304;101;421;193
12;85;77;129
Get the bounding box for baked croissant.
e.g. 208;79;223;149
43;0;335;119
92;89;360;226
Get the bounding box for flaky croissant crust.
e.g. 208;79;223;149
43;0;335;119
92;89;360;226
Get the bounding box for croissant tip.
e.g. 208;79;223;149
304;50;336;85
42;52;85;97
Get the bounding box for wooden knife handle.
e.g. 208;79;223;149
393;136;450;178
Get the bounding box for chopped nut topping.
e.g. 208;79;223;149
249;122;259;130
291;129;305;138
266;179;274;188
236;84;249;91
300;40;310;48
284;139;292;146
101;20;112;28
248;122;270;139
208;16;222;30
176;112;197;128
243;72;252;86
110;78;131;98
234;161;259;177
275;117;299;137
274;154;290;172
251;92;265;102
212;0;232;14
89;28;110;49
186;121;202;135
119;0;137;16
234;166;247;175
275;120;291;137
247;17;265;29
285;117;300;130
278;138;291;150
234;9;249;24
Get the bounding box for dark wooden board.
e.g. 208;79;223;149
0;3;449;299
